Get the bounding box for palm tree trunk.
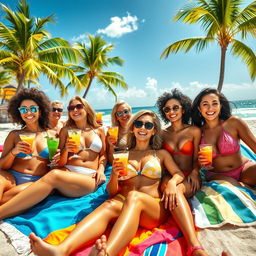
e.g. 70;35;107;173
16;72;25;92
217;46;227;92
82;77;93;98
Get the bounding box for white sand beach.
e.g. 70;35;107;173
0;120;256;256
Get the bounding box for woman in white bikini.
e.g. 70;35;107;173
28;110;184;256
0;96;106;218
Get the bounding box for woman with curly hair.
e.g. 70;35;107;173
156;89;207;256
107;100;132;164
192;88;256;187
27;110;184;256
0;88;51;204
0;96;106;217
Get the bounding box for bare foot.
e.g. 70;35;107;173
29;232;65;256
89;235;107;256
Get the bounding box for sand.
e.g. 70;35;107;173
0;121;256;256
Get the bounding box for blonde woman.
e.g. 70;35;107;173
107;100;132;163
0;96;106;218
28;110;184;256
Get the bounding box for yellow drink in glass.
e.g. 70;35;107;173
199;144;213;167
95;112;104;123
113;151;129;176
108;126;119;145
19;133;36;159
68;129;81;158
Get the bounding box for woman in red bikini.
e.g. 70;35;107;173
192;88;256;187
156;89;207;256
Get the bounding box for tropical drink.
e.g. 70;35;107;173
108;126;119;145
47;137;59;161
95;112;104;124
199;144;213;168
19;133;36;159
68;129;81;158
113;151;129;176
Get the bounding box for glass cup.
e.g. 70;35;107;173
113;150;129;176
95;112;104;125
199;144;213;170
47;137;59;167
19;133;36;159
68;129;81;158
108;126;119;145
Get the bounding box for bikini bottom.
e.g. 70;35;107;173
204;160;252;181
116;193;161;201
65;165;96;175
9;169;41;186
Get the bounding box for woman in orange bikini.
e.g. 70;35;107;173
192;88;256;187
156;89;208;256
28;110;185;256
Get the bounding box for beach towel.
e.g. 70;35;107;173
0;145;256;255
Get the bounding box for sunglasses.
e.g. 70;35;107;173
52;107;63;113
134;120;154;130
163;105;181;113
67;103;84;111
116;109;130;117
18;105;39;114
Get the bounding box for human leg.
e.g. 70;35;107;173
171;183;208;256
0;169;96;219
106;191;168;256
30;198;123;256
240;161;256;187
0;170;16;202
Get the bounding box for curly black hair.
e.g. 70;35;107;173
8;88;51;129
155;88;192;124
191;88;232;127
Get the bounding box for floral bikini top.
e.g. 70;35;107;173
118;154;162;181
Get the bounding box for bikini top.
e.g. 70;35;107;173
16;148;49;159
118;155;162;181
84;128;102;153
201;125;240;158
163;141;193;156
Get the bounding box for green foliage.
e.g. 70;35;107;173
161;0;256;92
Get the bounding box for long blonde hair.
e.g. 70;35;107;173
126;110;162;150
65;96;99;128
111;100;132;127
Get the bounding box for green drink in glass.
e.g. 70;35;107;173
47;137;59;167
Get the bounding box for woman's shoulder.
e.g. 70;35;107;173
187;125;201;134
224;116;244;127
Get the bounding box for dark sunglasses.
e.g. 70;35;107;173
163;105;181;113
18;105;39;114
67;103;84;111
134;120;154;130
116;109;130;117
52;107;63;112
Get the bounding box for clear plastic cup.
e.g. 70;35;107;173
113;150;129;176
199;144;213;169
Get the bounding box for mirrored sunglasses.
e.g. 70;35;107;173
134;120;154;130
163;105;181;113
67;103;84;111
52;107;63;112
116;109;130;117
18;105;39;114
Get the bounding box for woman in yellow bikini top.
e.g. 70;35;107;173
27;110;185;256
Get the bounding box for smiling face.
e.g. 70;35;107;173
68;99;86;122
133;114;155;142
163;98;183;123
49;103;63;121
199;93;221;121
116;103;131;128
19;99;40;125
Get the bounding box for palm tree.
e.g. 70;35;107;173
0;69;11;87
68;35;127;100
0;0;81;95
161;0;256;92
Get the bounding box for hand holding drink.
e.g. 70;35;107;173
199;144;213;170
19;133;36;159
47;137;59;168
108;126;119;146
113;150;129;176
95;112;104;126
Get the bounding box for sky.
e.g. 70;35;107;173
1;0;256;109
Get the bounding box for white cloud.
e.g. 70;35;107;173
145;77;158;93
71;34;87;42
117;86;147;99
97;13;138;38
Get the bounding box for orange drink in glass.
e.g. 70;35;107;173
19;133;36;159
113;151;129;176
108;126;119;145
199;144;213;169
95;112;104;124
68;129;81;158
